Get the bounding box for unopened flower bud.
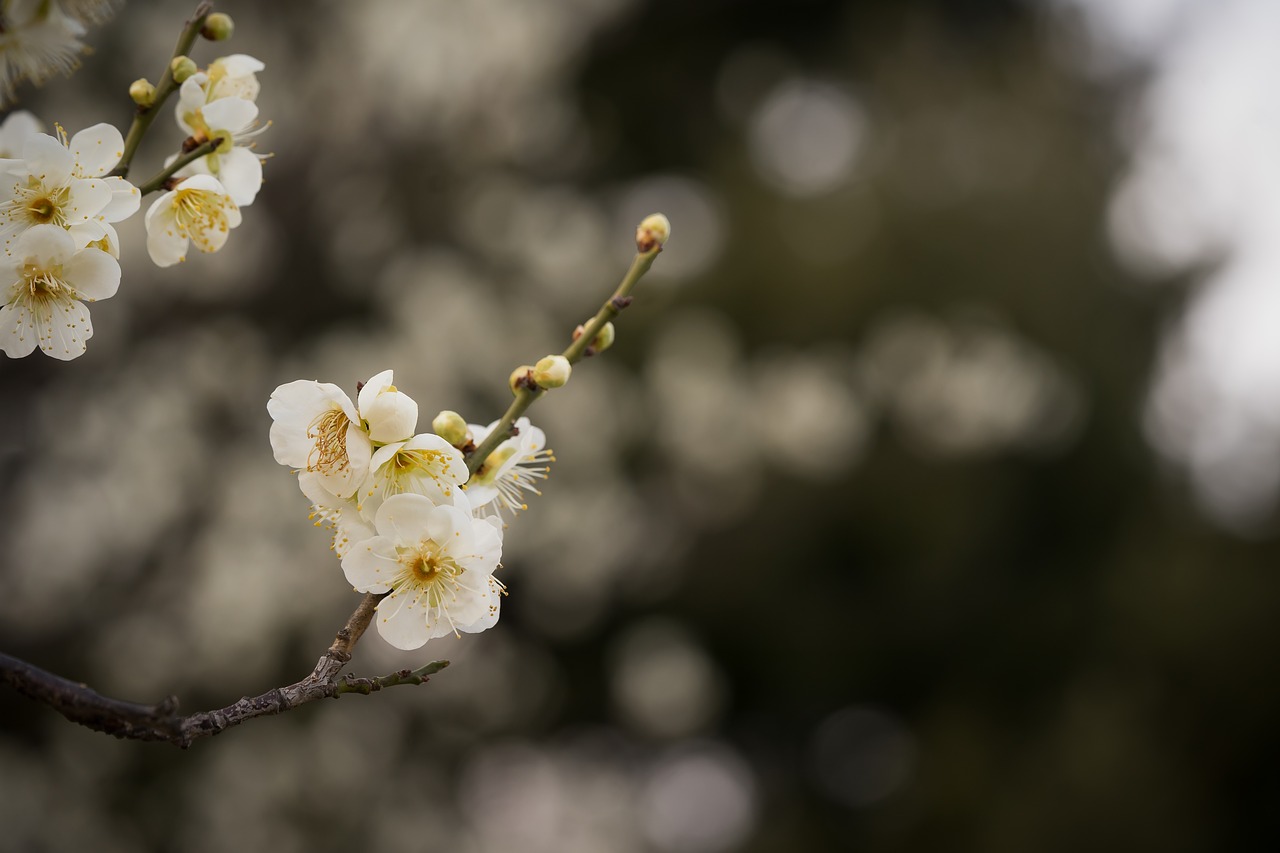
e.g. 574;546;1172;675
170;55;198;83
635;213;671;253
128;78;156;108
509;365;535;395
432;410;470;446
361;385;417;444
533;355;572;389
201;13;234;41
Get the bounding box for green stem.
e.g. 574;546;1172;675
135;136;221;195
334;660;450;696
110;2;212;179
465;247;661;476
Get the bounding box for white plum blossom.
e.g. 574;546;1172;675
0;223;118;359
0;123;139;255
0;0;87;106
342;491;505;650
358;432;467;520
203;54;264;103
269;382;371;500
143;174;240;267
173;75;267;206
0;110;41;158
465;417;554;518
269;369;421;501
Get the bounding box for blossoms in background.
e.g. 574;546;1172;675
0;0;90;105
268;372;556;650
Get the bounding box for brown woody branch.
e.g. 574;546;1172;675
0;592;446;748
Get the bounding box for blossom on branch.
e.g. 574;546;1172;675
0;123;139;255
143;174;240;267
342;492;505;650
0;222;119;359
173;76;268;206
465;417;554;519
269;369;421;501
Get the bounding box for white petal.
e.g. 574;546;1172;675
214;147;262;207
375;589;431;650
266;380;357;467
0;303;37;357
341;535;398;594
144;206;188;267
13;223;74;266
97;176;140;222
357;369;395;412
202;97;258;134
69;123;125;178
373;493;438;543
65;247;119;301
22;133;73;187
64;178;112;224
175;77;207;135
37;297;91;360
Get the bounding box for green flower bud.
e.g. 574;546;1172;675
170;56;198;84
201;13;234;41
432;410;470;447
533;355;571;389
509;365;535;395
635;213;671;253
128;78;156;108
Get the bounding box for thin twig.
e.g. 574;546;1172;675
466;246;661;474
0;592;430;748
135;135;222;195
110;2;213;179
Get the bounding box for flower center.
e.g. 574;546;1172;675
398;540;462;600
9;181;70;228
306;407;350;474
19;263;68;305
173;188;230;237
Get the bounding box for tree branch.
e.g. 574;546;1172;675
0;592;442;748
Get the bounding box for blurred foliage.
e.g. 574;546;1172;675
0;0;1277;851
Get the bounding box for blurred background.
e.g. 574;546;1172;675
1;0;1278;849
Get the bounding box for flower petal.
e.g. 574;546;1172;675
374;588;432;650
144;204;188;267
373;493;438;543
37;296;91;360
213;146;262;207
22;133;73;187
69;123;125;178
0;303;37;358
97;176;140;223
65;247;120;301
64;178;112;225
341;535;398;594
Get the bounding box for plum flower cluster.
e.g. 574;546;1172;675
146;53;268;267
268;371;555;650
0;40;269;360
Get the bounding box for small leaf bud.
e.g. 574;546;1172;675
201;13;234;41
533;355;572;389
170;56;198;84
635;213;671;253
432;410;470;447
128;78;156;108
592;321;616;353
509;365;536;395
